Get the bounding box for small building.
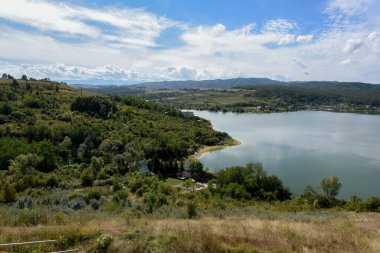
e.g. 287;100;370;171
180;109;194;117
178;170;191;180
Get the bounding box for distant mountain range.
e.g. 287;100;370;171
133;77;282;89
72;77;379;95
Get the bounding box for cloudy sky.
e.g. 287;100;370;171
0;0;379;84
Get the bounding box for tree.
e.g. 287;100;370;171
59;136;72;163
1;182;17;203
90;156;104;172
320;176;342;197
183;179;195;192
81;169;94;187
9;153;41;174
0;103;12;115
36;141;58;172
188;158;203;174
26;82;32;91
2;73;7;79
186;201;197;219
11;79;19;89
21;75;28;81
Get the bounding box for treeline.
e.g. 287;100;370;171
238;82;380;106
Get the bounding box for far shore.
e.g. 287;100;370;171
192;138;242;158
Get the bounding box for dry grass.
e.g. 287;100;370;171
0;212;379;253
144;215;379;253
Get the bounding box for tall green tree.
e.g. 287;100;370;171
320;176;342;197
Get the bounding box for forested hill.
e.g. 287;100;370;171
73;78;379;97
73;77;282;93
0;77;231;173
237;81;380;106
133;77;281;89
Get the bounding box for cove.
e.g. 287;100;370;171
194;110;380;199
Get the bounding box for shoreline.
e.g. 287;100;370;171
192;138;242;158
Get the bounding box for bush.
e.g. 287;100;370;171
1;182;17;203
46;174;59;188
85;189;102;203
96;234;113;252
363;197;380;212
68;197;87;210
81;170;94;187
23;96;43;108
187;201;198;219
0;103;12;115
312;195;341;209
113;190;129;206
112;179;123;192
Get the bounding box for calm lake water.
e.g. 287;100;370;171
194;111;380;199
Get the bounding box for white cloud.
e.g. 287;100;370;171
1;62;143;81
277;34;296;45
0;0;175;47
0;0;380;83
343;39;363;53
340;59;352;65
262;19;298;34
296;35;313;43
368;32;380;53
326;0;371;17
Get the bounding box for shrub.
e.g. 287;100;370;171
113;190;129;206
46;174;59;188
312;195;341;209
363;197;380;212
0;103;12;115
187;201;198;219
68;197;87;210
96;234;113;252
112;179;123;192
89;199;102;210
1;182;17;203
85;189;102;203
81;170;94;187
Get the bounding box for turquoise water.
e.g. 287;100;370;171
195;111;380;199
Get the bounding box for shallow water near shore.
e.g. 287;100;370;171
194;110;380;199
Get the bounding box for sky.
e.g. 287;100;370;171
0;0;379;84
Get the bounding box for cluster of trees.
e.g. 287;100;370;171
212;163;292;201
118;95;182;117
2;73;49;82
71;96;117;119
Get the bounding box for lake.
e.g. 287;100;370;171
194;110;380;199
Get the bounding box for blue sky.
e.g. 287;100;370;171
0;0;379;84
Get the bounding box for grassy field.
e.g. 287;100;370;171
0;207;379;253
